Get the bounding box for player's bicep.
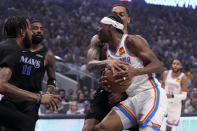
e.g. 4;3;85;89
0;67;12;82
130;36;160;64
181;76;188;92
87;47;100;62
87;35;102;62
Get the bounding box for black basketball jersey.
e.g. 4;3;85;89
0;39;22;71
9;46;48;93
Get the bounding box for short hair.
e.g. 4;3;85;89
173;58;182;64
58;89;65;93
107;13;124;34
30;18;42;24
113;4;130;16
4;16;28;38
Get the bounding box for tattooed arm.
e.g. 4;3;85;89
87;35;106;72
0;67;38;101
0;67;61;108
87;35;125;73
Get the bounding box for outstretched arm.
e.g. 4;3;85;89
0;67;39;102
0;67;61;109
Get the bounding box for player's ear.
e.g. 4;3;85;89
127;17;131;24
20;29;26;39
109;25;115;32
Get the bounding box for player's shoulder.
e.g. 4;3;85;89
0;40;20;52
127;34;146;41
181;73;188;80
163;70;169;76
126;34;148;46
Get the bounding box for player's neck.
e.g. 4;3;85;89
30;44;43;52
123;28;127;34
172;71;181;78
15;38;23;48
109;33;122;52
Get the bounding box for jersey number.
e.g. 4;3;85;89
22;65;32;76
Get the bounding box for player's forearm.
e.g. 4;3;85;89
87;60;106;72
174;92;187;100
0;82;38;102
0;67;12;82
132;61;163;76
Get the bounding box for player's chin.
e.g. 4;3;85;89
172;69;179;73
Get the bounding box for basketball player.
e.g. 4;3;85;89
87;13;167;131
0;19;57;130
0;16;60;131
30;19;56;93
83;5;137;131
161;59;188;131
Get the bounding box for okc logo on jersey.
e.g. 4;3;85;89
20;56;41;68
176;78;180;82
119;47;125;55
120;57;131;64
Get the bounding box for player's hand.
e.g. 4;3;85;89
41;94;61;111
166;93;172;98
104;59;127;76
108;92;122;104
114;64;134;85
99;75;111;92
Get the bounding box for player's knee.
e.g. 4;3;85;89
82;124;95;131
95;123;108;131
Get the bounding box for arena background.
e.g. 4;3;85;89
0;0;197;130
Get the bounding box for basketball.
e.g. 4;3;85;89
102;68;131;93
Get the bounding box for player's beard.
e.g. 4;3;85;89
23;34;31;49
172;68;181;73
32;34;43;45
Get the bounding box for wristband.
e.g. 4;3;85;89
36;93;42;104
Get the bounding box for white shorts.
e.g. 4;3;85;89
166;101;182;127
113;85;167;131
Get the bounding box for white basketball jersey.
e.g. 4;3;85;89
106;34;160;96
165;70;184;102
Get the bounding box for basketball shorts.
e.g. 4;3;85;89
113;86;167;131
166;101;181;127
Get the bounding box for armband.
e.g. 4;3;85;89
47;79;56;87
36;93;42;104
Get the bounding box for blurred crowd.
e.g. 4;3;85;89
0;0;197;114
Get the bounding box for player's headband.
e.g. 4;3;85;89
100;17;124;31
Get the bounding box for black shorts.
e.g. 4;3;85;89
0;97;40;129
0;103;35;131
85;88;114;121
85;88;128;121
